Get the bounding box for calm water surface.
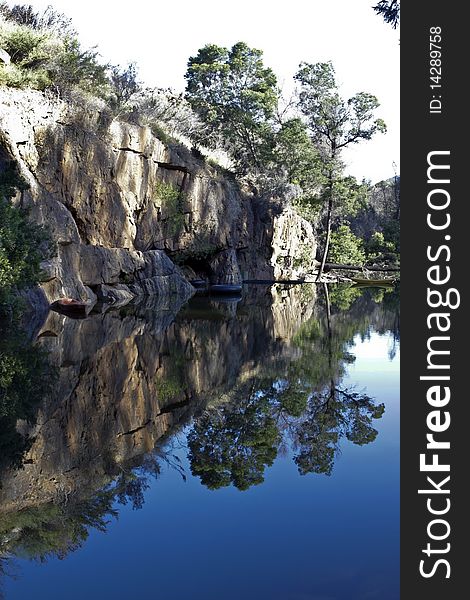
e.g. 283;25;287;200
0;284;399;599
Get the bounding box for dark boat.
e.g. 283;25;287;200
50;298;88;318
209;284;243;295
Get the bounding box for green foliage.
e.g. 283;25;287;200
0;448;179;560
156;349;187;402
0;157;48;307
363;227;399;266
329;225;365;265
367;231;394;255
328;284;362;311
294;61;386;273
187;288;395;491
0;10;108;96
293;386;384;475
351;176;400;267
264;117;323;207
188;394;280;491
0;490;118;560
332;176;370;220
47;38;109;96
149;122;173;145
295;61;386;154
0;320;55;477
153;180;187;237
185;41;278;173
0;22;48;64
382;220;400;253
0;19;54;88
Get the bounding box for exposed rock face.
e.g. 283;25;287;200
0;88;317;303
0;285;316;512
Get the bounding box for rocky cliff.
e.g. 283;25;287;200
0;88;317;308
0;284;316;513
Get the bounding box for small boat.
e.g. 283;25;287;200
50;298;88;318
351;277;395;287
209;284;243;295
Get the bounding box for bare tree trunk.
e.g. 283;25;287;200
316;192;333;282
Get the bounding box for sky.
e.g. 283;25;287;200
19;0;399;183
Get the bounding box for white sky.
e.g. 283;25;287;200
20;0;400;183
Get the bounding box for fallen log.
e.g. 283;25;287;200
324;263;400;272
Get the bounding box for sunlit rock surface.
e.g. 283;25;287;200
0;88;317;305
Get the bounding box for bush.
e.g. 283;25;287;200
153;180;186;236
366;231;394;255
364;230;399;265
0;12;108;96
328;225;365;265
0;157;48;307
46;38;109;96
0;18;55;88
0;24;48;64
149;122;172;145
0;61;50;88
0;3;75;36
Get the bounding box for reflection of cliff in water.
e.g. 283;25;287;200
0;284;399;563
0;285;316;507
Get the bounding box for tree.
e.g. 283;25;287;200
373;1;400;29
260;117;322;203
294;61;386;279
188;393;280;491
293;385;384;476
184;42;278;174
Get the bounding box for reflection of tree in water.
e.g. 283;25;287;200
188;380;383;489
188;392;280;490
188;285;397;490
292;386;384;476
0;444;185;564
0;319;55;483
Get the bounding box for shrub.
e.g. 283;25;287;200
0;157;48;307
46;38;109;96
0;61;50;88
149;122;172;145
0;13;108;96
0;3;75;37
153;180;186;236
366;231;395;256
364;230;399;265
328;225;365;265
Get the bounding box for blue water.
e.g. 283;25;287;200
3;325;399;600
